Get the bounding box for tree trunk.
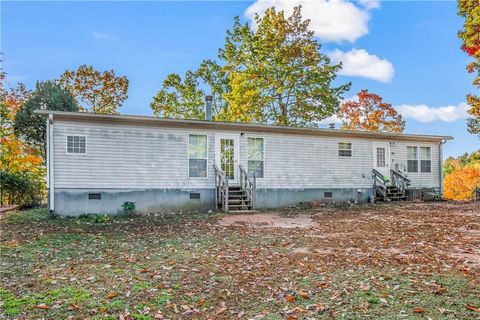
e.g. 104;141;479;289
278;94;287;126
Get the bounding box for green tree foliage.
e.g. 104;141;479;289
13;81;79;159
458;0;480;134
59;64;129;114
0;171;44;208
150;72;205;119
151;6;349;127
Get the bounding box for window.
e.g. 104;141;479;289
188;134;207;178
247;137;264;178
338;142;352;157
420;147;431;173
407;146;418;172
376;148;386;167
66;136;86;154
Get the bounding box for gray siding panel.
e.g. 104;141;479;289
53;119;441;191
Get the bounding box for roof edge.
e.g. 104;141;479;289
34;110;453;142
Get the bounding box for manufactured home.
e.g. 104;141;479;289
36;108;451;216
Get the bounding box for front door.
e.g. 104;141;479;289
215;134;239;183
373;142;390;179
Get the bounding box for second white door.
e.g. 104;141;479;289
215;134;239;183
372;142;390;178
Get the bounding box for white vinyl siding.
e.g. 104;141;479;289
392;142;439;188
52;119;441;190
247;137;264;178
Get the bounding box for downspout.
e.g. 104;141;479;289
47;114;55;216
439;139;445;195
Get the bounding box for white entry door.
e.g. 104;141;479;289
215;134;239;183
372;142;390;178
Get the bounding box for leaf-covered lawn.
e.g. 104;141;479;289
1;202;479;319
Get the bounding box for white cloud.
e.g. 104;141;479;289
245;0;376;43
319;114;343;125
358;0;380;9
395;102;469;122
328;48;394;83
93;32;117;41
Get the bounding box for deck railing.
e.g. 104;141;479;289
239;164;256;210
390;169;411;193
372;169;387;201
213;164;228;212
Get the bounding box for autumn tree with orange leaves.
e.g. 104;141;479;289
0;62;45;206
458;0;480;134
338;90;405;133
444;151;480;200
59;64;129;114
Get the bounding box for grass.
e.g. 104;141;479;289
1;203;479;319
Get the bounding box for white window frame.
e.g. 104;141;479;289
247;136;265;178
420;146;432;173
188;133;208;179
65;135;87;155
338;142;352;157
407;146;418;173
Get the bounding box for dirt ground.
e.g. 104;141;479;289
1;201;479;319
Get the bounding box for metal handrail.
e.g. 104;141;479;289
213;164;228;212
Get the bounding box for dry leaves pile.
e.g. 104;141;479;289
1;202;479;319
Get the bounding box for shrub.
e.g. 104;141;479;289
0;171;45;208
121;201;136;214
92;214;110;223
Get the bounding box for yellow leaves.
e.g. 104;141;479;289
0;135;43;175
444;167;480;200
106;291;117;299
59;64;129;114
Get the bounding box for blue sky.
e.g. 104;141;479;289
1;1;479;157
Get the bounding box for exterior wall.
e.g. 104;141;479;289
55;188;215;216
52;119;442;215
390;140;440;188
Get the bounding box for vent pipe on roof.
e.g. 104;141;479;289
205;95;213;121
329;123;335;129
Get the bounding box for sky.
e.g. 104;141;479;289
1;0;479;158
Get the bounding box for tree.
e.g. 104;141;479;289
151;6;349;126
443;150;480;200
1;65;44;206
13;81;79;159
59;64;129;114
338;90;405;133
458;0;480;134
444;167;480;200
151;72;205;119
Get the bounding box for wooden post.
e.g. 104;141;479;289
225;178;229;212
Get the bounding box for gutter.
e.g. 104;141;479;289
47;114;55;214
439;139;446;195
